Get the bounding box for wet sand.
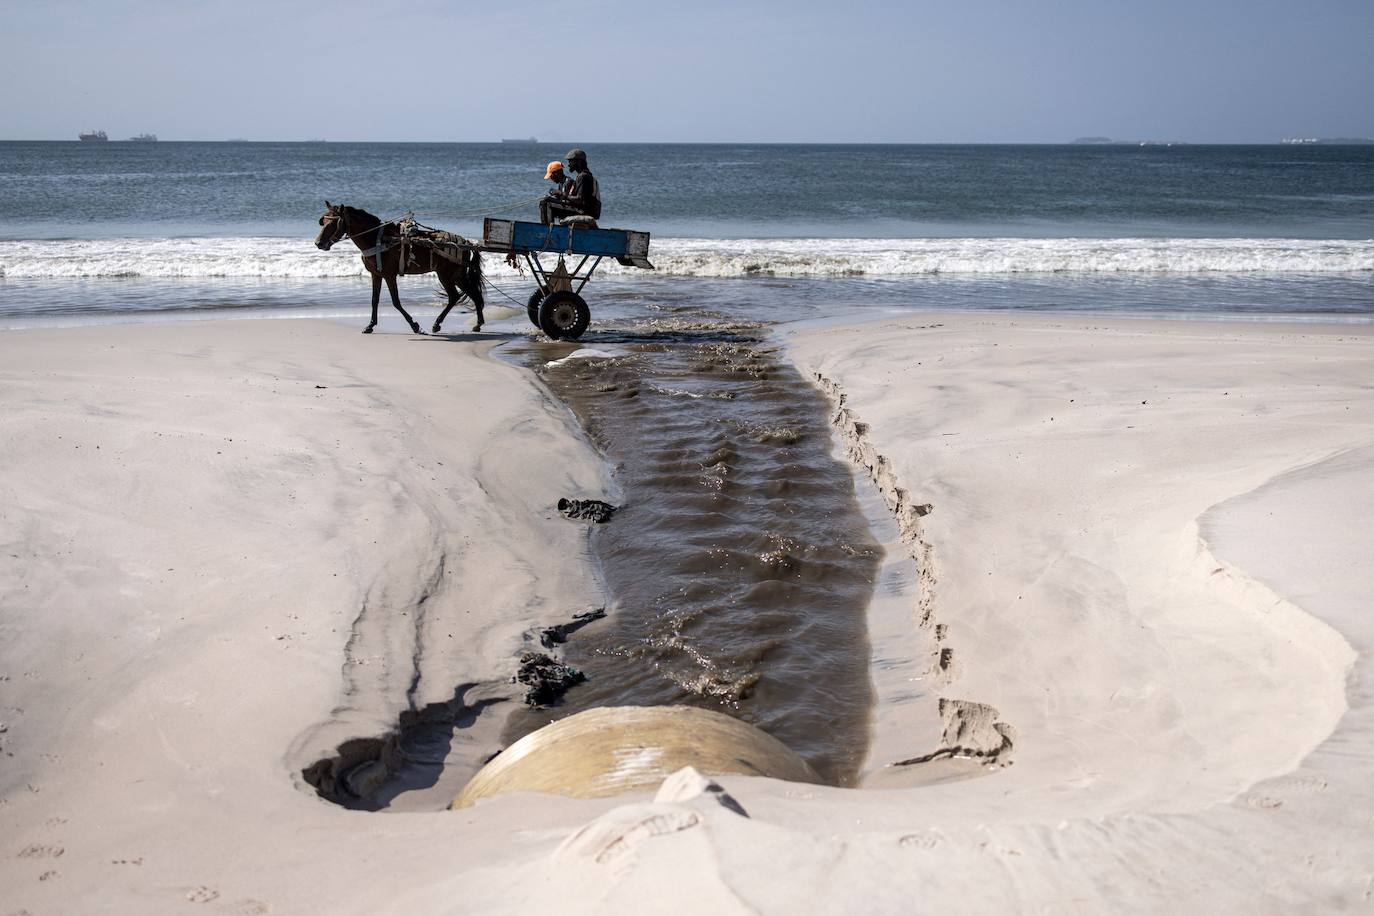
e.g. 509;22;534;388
3;312;1373;913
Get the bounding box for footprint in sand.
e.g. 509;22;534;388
898;832;942;850
16;844;64;859
226;899;271;915
186;887;220;904
558;809;701;871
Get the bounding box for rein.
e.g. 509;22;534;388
328;209;410;267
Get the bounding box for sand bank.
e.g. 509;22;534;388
0;319;614;913
455;313;1374;912
3;313;1372;913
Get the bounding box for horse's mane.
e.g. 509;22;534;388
340;205;380;231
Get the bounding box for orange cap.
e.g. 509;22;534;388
544;161;565;180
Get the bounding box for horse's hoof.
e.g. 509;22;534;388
431;323;442;334
471;323;483;333
362;326;375;335
410;324;422;335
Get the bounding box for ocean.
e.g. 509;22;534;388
1;141;1372;326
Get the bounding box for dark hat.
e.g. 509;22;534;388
565;147;587;162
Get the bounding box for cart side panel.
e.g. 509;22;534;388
485;219;643;258
483;218;515;249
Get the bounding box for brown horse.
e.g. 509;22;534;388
315;201;484;334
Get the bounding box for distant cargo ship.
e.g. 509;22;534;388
127;133;158;142
501;137;539;145
79;130;108;142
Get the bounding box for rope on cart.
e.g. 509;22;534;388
416;195;547;221
482;279;530;306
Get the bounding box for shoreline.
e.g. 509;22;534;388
7;296;1374;341
2;312;1371;911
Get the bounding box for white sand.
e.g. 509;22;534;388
3;313;1372;913
0;319;613;913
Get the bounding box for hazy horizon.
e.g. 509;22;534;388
2;0;1371;144
5;137;1373;145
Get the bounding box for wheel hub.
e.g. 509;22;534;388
551;304;578;328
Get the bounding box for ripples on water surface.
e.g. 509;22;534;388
501;308;882;785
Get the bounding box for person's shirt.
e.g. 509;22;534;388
570;169;602;219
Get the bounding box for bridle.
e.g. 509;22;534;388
317;206;403;265
318;208;351;250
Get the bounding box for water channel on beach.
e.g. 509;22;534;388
497;297;882;787
301;289;889;808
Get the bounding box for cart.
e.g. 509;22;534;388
482;218;654;340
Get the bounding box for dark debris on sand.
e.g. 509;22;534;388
540;607;607;649
515;652;588;707
557;497;618;523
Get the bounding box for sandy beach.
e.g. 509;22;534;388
3;312;1372;913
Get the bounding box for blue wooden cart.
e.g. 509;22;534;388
482;218;654;340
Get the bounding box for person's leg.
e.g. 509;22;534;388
542;199;582;225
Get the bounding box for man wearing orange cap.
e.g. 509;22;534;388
538;148;602;226
547;160;572;195
538;160;573;225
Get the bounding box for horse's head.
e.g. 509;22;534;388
315;201;348;250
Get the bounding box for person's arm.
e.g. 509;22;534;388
571;173;596;210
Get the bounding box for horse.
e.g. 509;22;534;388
314;201;484;335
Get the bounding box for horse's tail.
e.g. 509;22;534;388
467;249;484;307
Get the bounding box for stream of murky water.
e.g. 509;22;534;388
498;304;881;786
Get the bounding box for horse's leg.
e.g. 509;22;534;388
385;273;422;335
467;253;485;333
365;272;381;333
468;283;484;333
433;272;458;334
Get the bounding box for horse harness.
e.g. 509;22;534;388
332;210;473;275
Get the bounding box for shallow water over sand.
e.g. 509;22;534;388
500;307;882;786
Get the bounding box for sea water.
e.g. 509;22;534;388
1;141;1371;326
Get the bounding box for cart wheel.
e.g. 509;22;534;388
538;290;591;341
526;289;544;328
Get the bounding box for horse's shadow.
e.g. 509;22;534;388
417;330;525;344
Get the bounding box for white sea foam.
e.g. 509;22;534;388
0;237;364;279
545;346;631;367
2;235;1372;280
631;237;1374;277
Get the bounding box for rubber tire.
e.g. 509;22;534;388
526;289;544;328
538;290;591;341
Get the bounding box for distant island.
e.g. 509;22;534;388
1281;137;1374;145
1074;135;1374;146
501;137;539;145
1071;137;1187;146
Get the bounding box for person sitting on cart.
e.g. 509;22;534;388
543;160;572;198
539;148;602;225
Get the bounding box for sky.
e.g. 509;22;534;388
1;0;1371;143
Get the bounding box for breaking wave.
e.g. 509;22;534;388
2;235;1372;280
641;237;1374;277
